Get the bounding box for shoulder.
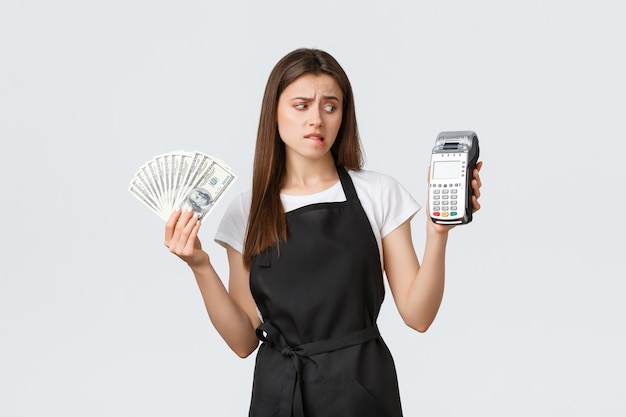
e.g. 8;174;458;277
214;190;251;253
349;168;404;185
349;169;398;181
349;168;421;238
220;189;251;223
229;189;252;212
348;169;412;197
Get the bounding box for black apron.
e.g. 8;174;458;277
249;167;403;417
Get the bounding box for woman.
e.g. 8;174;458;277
165;48;483;417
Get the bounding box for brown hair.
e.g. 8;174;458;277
243;48;364;267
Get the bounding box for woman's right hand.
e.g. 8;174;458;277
165;208;209;268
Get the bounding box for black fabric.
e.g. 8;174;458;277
249;167;403;417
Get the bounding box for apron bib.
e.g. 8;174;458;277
249;167;403;417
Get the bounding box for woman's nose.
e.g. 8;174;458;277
308;107;322;126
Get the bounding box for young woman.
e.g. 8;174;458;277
165;48;483;417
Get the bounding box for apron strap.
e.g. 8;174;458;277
336;166;359;202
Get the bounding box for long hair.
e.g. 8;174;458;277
243;48;364;267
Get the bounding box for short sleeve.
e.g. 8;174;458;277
214;191;251;254
377;173;421;238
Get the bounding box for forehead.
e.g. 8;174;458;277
281;73;343;100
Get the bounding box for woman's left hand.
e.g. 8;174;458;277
470;161;483;213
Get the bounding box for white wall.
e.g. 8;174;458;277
1;0;624;415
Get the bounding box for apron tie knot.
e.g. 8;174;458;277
280;347;296;357
255;322;381;417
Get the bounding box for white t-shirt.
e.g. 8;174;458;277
214;169;421;269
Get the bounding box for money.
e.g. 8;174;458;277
129;151;237;221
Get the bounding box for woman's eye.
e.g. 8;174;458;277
324;105;336;112
294;103;307;110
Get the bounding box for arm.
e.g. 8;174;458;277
165;208;261;357
383;163;482;332
382;219;448;332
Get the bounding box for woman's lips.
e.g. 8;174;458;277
304;133;324;145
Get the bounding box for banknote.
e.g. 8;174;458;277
129;150;236;221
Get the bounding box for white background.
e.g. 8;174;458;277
1;0;625;415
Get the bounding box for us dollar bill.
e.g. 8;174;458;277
178;158;237;220
129;150;237;221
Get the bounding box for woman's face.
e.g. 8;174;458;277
276;73;343;164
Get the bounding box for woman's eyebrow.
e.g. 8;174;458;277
290;95;341;101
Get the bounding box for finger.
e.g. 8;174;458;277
472;161;483;187
170;208;195;251
178;212;200;249
472;169;482;189
472;195;481;212
472;178;481;198
165;208;182;246
184;220;202;254
472;175;481;198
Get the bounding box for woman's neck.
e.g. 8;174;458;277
281;154;339;195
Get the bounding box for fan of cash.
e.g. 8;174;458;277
129;150;237;221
